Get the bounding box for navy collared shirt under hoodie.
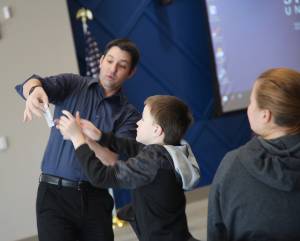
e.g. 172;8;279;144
15;73;141;181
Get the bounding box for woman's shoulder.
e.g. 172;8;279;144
214;137;261;182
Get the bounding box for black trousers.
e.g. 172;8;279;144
36;181;114;241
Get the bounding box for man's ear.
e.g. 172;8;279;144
128;67;137;79
99;55;104;68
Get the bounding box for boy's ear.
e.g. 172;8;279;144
154;124;164;137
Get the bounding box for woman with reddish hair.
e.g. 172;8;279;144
208;68;300;241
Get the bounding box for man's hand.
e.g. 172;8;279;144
80;119;102;141
24;86;49;122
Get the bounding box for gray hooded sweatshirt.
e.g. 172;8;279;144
208;134;300;241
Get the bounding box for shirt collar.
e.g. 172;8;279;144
87;77;127;104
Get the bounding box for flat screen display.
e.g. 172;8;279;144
205;0;300;112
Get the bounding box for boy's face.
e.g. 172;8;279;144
136;105;158;145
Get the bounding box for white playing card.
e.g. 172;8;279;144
43;104;54;128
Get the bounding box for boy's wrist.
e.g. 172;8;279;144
72;133;85;149
97;131;102;141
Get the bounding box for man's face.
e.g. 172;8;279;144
99;46;134;95
136;105;157;145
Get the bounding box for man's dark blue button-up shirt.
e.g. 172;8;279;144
15;74;141;181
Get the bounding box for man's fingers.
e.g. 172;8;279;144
28;106;42;118
27;99;44;118
41;95;49;107
23;108;31;122
31;98;44;111
23;109;27;122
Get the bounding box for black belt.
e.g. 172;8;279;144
39;173;91;191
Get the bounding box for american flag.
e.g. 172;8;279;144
81;20;132;219
84;25;101;78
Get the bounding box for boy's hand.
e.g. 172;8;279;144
80;119;102;141
56;110;85;148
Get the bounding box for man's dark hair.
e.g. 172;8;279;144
104;38;140;72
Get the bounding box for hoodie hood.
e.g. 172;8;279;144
163;140;200;190
240;134;300;191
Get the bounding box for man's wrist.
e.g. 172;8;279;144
23;77;42;98
28;85;42;96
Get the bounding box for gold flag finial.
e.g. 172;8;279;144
76;8;93;23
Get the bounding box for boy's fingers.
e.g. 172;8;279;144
75;111;81;124
62;110;74;119
59;116;70;125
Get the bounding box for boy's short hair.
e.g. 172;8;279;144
144;95;193;145
103;38;140;72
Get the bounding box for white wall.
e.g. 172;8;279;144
0;1;78;240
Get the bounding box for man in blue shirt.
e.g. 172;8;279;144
15;39;141;241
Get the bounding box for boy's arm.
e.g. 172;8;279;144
85;140;118;166
57;111;160;189
75;144;161;189
81;118;144;157
99;132;144;157
92;108;141;164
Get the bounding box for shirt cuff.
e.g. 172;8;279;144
98;132;113;146
75;143;92;161
15;74;44;100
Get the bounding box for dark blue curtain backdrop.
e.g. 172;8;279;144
67;0;251;208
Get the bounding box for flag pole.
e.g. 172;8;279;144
76;7;126;229
76;8;93;33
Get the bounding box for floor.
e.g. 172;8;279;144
17;186;209;241
113;186;209;241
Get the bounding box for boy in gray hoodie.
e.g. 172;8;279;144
57;95;200;241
